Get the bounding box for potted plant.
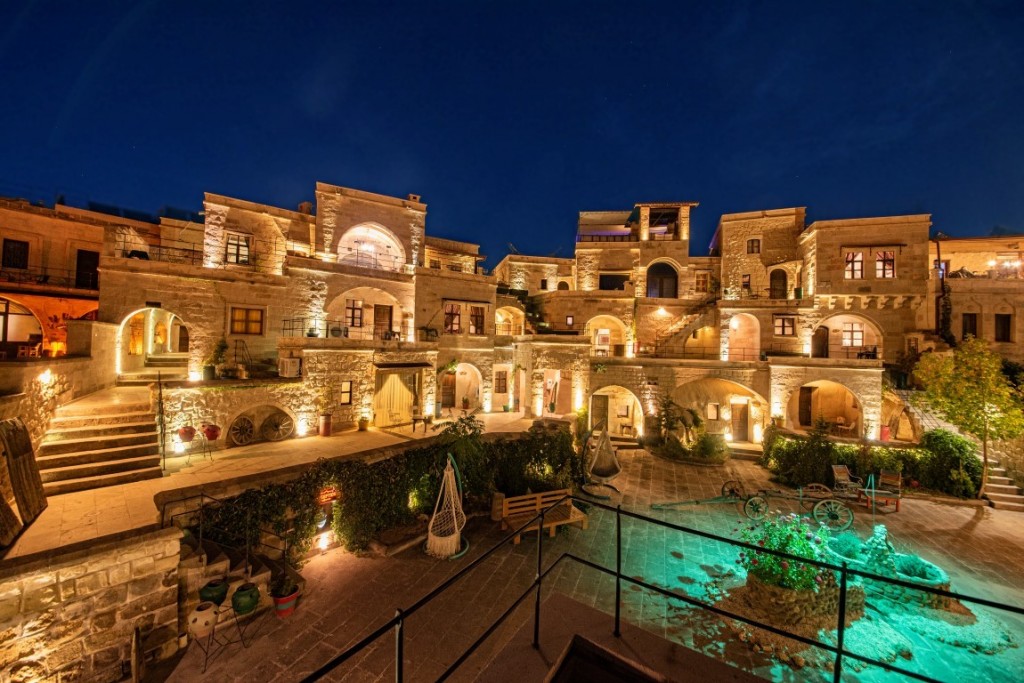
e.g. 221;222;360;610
178;425;196;443
318;390;333;436
271;575;300;619
201;423;221;442
357;415;370;431
461;396;470;410
206;337;228;380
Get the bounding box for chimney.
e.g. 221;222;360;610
406;194;421;203
298;201;313;215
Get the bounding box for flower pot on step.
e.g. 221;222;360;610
198;578;228;606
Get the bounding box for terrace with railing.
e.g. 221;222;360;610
0;264;99;293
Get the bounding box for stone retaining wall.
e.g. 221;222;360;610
0;527;182;683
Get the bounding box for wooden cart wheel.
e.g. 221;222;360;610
721;480;746;499
229;415;256;446
800;483;832;509
261;413;294;442
813;499;854;531
743;496;768;520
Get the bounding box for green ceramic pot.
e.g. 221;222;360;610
231;582;260;615
199;578;228;606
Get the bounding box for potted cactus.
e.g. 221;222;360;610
271;575;300;618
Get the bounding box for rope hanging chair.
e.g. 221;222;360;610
426;454;468;559
582;428;622;499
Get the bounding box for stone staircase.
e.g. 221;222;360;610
118;351;189;385
652;300;718;355
38;388;162;495
984;461;1024;512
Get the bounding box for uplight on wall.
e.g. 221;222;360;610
189;371;202;382
296;419;309;437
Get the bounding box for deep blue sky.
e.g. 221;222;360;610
2;1;1023;264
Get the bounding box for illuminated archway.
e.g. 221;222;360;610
336;223;406;272
439;362;484;414
672;378;768;443
590;385;643;438
785;379;862;437
0;296;44;358
811;313;884;360
646;262;678;299
116;307;190;377
585;314;630;357
727;313;759;361
326;287;404;340
495;306;525;336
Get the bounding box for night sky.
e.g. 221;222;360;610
2;1;1023;264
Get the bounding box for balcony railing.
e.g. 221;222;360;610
576;233;638;243
281;317;406;341
0;264;99;292
494;322;523;336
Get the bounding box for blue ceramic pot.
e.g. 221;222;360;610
199;578;229;606
231;582;260;615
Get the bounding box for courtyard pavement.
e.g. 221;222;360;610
156;451;1024;683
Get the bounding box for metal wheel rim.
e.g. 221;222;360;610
743;496;767;520
813;499;853;531
229;415;256;446
262;414;294;441
721;479;746;499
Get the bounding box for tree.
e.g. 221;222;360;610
914;337;1024;496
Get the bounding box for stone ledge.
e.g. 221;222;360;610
0;527;182;578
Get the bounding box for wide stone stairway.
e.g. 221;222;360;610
117;351;189;385
37;386;163;495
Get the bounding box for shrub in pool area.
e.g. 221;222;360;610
692;432;730;463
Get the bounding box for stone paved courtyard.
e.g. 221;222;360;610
157;451;1024;683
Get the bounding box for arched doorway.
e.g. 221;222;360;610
326;287;404;340
727;314;759;361
440;363;483;414
590;385;643;438
673;378;768;443
116;308;190;377
812;314;883;360
557;280;570;291
495;306;525;336
646;262;678;299
336;223;407;272
769;270;788;299
786;380;862;436
0;297;43;358
586;315;629;357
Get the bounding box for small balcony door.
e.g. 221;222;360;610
374;305;393;339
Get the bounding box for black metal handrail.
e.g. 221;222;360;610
0;263;99;291
300;494;1024;683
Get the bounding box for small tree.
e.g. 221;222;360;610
914;337;1024;496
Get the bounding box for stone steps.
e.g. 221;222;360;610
41;466;163;496
40;388;163;495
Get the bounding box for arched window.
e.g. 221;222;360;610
646;263;678;298
557;281;570;291
747;239;761;254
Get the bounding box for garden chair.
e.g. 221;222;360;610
831;465;863;497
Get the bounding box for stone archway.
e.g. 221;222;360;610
590;385;643;438
440;362;483;414
727;313;760;361
769;269;788;299
786;380;862;436
647;262;678;299
495;305;525;336
673;378;768;443
326;287;405;341
336;223;406;272
116;307;190;377
585;314;630;357
0;296;44;359
812;313;884;360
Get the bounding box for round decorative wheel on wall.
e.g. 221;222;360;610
261;411;295;441
229;415;256;446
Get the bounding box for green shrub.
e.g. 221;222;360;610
738;513;830;590
652;434;689;461
692;432;729;463
917;429;981;493
828;532;863;562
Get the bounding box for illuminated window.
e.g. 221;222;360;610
469;306;485;335
844;252;863;279
842;322;864;347
444;303;461;334
339;381;352;405
495;371;507;394
230;307;264;335
225;233;251;265
345;299;363;328
876;251;895;278
773;316;796;336
695;272;709;293
707;403;720;420
746;239;760;254
566;315;574;327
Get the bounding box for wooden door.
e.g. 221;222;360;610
177;325;190;352
770;270;788;299
731;403;749;442
812;326;829;358
0;418;47;524
799;387;815;427
591;394;609;432
441;372;456;408
374;305;393;339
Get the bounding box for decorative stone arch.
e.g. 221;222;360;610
438;362;484;413
589;384;644;438
222;402;299;448
585;314;631;357
724;313;760;361
557;279;571;291
325;286;407;339
783;379;864;437
115;306;192;375
0;295;45;357
645;261;679;299
336;222;407;272
672;377;769;443
495;305;525;336
811;312;885;360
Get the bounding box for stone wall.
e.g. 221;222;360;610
719;209;804;299
0;527;182;683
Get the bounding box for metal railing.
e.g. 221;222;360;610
301;495;1024;683
111;232;288;269
281;317;405;341
0;264;99;291
576;234;638;243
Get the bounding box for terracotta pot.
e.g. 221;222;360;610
187;601;218;639
202;424;222;441
231;582;260;616
272;589;300;618
319;414;332;436
178;426;196;443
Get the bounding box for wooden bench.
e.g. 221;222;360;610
501;489;588;544
858;470;902;512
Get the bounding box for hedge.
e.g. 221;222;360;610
760;424;981;498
